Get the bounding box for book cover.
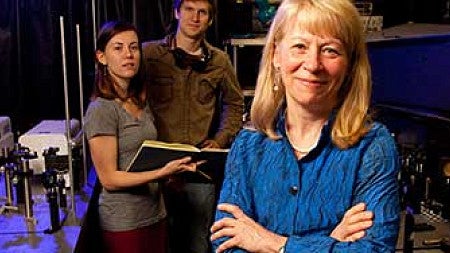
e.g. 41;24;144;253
126;140;229;182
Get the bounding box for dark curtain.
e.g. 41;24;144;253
0;0;174;136
95;0;172;41
0;0;17;132
93;0;221;43
0;0;95;135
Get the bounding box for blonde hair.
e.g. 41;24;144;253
251;0;372;149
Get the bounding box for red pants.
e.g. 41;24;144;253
102;220;167;253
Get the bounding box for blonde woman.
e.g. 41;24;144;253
211;0;400;252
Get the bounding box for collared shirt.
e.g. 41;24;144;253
213;113;400;252
142;36;244;148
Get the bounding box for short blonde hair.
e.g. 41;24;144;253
251;0;372;149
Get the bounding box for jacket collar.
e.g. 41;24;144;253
163;33;212;60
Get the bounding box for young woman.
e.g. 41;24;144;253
84;21;199;253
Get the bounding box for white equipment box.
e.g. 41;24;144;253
0;116;14;150
18;119;81;174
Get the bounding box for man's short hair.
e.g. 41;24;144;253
173;0;215;20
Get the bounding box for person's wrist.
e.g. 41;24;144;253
274;235;287;253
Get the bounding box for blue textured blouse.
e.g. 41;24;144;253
212;113;400;252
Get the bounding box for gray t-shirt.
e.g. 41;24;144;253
84;97;166;231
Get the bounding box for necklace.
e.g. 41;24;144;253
285;125;319;154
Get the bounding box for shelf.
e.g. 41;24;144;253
226;36;267;47
226;24;450;46
225;37;267;81
227;23;450;98
243;89;255;97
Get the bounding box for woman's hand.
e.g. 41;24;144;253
159;157;200;178
210;202;373;253
210;203;287;253
330;202;374;242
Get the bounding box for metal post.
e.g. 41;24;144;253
76;24;88;186
21;159;34;221
59;16;76;213
0;162;18;214
92;0;97;50
4;167;13;205
2;147;13;206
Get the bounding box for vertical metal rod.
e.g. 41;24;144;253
59;16;76;213
2;148;13;205
92;0;97;50
76;24;88;186
5;167;13;205
22;159;33;220
425;177;431;201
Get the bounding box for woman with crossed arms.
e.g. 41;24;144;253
211;0;400;252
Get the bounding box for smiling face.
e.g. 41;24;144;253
96;30;140;86
274;26;349;112
175;0;211;40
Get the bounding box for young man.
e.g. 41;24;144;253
142;0;244;252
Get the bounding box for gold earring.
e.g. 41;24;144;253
274;67;281;92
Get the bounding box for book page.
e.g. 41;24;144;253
200;147;230;152
142;140;200;152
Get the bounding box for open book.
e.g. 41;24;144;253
126;140;229;182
